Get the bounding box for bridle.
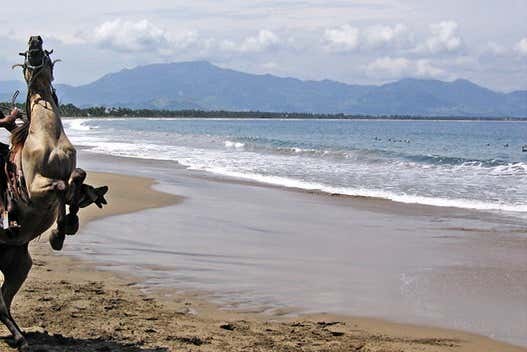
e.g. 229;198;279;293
12;43;61;121
23;48;52;70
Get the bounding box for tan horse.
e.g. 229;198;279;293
0;36;107;351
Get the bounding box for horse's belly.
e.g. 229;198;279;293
46;146;76;178
0;202;57;245
24;144;76;181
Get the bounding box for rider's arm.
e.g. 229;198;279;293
0;108;20;132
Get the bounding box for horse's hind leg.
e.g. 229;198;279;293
0;246;31;351
2;245;32;311
64;168;86;235
0;294;28;351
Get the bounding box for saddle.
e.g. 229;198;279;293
0;143;22;229
5;144;30;205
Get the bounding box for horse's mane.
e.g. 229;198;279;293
10;121;30;153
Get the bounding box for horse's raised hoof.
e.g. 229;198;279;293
72;168;87;182
64;214;79;235
49;229;65;251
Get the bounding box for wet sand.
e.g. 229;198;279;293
72;152;527;346
1;170;524;351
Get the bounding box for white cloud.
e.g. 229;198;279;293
515;38;527;56
94;19;169;52
323;24;360;52
367;57;444;79
261;61;278;70
324;23;413;52
220;30;280;53
366;56;411;77
415;59;444;77
486;41;506;56
423;21;463;54
93;19;197;53
363;24;411;49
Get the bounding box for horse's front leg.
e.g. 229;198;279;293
49;193;66;251
64;168;86;235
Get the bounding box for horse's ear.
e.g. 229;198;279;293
45;49;54;55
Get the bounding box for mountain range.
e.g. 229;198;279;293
1;61;526;117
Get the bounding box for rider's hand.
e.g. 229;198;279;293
4;108;20;128
10;107;21;118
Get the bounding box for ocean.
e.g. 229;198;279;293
65;118;527;215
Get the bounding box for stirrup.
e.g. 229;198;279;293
1;211;20;230
1;210;9;229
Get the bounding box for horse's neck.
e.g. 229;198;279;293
28;91;63;141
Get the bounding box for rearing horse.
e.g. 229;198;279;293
0;36;107;351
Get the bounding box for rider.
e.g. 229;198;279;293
0;107;22;229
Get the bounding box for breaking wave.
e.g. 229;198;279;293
63;118;527;215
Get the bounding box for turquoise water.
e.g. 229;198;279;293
65;118;527;214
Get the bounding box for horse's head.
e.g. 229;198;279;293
13;35;61;89
10;36;62;150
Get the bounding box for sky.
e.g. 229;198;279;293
0;0;526;91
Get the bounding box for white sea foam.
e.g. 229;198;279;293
66;119;92;131
63;118;527;215
224;140;245;149
68;138;527;213
182;165;527;213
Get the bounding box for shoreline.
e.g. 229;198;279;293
6;170;525;351
62;115;527;122
75;146;527;223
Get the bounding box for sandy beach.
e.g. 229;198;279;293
0;169;523;352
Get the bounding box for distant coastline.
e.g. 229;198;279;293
2;101;526;121
4;102;526;121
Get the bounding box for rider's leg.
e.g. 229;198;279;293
0;152;9;229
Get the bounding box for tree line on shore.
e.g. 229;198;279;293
0;102;523;120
